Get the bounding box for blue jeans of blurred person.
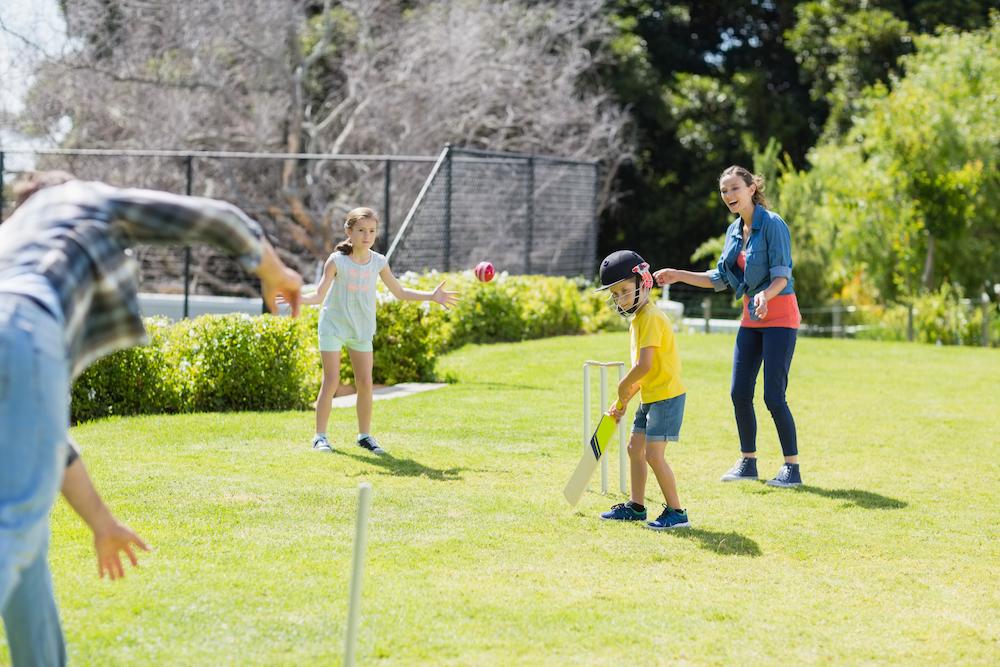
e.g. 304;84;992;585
0;295;69;667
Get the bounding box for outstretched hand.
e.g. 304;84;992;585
94;520;151;580
257;239;303;317
431;281;461;309
653;268;679;287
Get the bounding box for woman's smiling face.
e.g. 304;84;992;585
719;174;755;215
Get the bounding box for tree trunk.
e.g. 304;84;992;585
921;233;935;290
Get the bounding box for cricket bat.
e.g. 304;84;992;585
563;402;622;506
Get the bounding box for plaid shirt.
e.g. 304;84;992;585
0;180;264;380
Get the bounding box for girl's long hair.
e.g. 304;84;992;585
335;207;379;254
719;165;769;209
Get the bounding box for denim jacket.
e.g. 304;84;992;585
708;204;794;300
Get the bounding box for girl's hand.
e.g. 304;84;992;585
653;268;679;286
753;291;769;319
431;281;460;309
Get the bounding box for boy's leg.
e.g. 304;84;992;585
628;431;648;505
347;348;374;436
642;395;685;509
315;350;342;436
731;327;764;456
645;441;680;509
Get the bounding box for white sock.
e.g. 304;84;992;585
357;433;369;441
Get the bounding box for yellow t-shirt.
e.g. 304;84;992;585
630;302;685;403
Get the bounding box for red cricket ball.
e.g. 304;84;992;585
474;261;495;282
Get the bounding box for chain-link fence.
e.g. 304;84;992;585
2;145;598;315
386;146;599;276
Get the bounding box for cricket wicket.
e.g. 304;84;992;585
583;361;628;495
344;482;372;667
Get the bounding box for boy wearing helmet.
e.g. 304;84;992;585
596;250;689;529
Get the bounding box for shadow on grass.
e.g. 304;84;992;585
456;381;550;392
661;528;762;557
795;485;907;509
335;450;464;481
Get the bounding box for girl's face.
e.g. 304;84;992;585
347;217;377;251
719;174;755;215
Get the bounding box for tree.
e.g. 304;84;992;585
776;16;999;302
9;0;628;291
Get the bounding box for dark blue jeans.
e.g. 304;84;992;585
731;327;798;457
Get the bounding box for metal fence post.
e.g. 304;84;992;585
907;302;915;342
382;159;391;255
0;150;5;222
444;145;452;272
525;156;534;274
982;292;992;347
702;298;711;334
183;155;193;319
832;302;843;338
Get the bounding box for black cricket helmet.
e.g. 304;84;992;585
596;250;653;316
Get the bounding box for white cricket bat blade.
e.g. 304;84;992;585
563;413;617;506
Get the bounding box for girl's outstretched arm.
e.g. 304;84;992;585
380;266;460;309
299;255;338;306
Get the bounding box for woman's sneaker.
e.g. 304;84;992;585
647;506;690;530
720;457;758;482
766;463;802;487
312;435;333;453
356;435;385;455
600;502;647;521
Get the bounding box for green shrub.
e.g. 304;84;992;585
71;317;183;422
71;272;633;420
167;313;315;412
854;283;998;346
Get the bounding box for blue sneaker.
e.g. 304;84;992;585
766;463;802;487
600;502;647;521
312;434;333;453
720;457;758;482
646;506;690;530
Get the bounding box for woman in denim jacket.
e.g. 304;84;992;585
654;165;803;487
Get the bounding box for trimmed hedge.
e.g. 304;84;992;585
71;272;625;422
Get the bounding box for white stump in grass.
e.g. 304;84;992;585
344;482;372;667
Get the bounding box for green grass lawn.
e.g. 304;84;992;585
3;333;999;665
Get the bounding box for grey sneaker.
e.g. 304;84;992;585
720;457;759;482
356;435;385;455
766;463;802;487
312;435;333;453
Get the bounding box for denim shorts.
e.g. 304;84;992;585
632;393;686;442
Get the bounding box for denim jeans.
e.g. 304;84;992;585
731;326;798;457
631;393;686;442
0;295;69;666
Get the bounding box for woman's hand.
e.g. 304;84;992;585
753;291;769;319
431;281;461;309
653;268;679;286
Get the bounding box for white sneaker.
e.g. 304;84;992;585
312;435;333;453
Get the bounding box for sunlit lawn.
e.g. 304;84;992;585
3;332;998;665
